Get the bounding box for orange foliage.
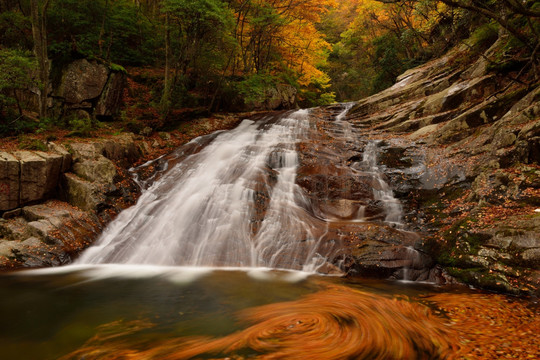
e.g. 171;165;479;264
60;284;540;360
229;0;336;86
62;285;458;359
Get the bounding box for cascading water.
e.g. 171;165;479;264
76;109;328;271
360;141;404;226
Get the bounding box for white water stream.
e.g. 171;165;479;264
77;106;407;272
77;110;327;270
361;141;403;226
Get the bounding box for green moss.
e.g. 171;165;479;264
109;63;127;73
485;35;530;74
427;216;490;268
64;143;74;155
18;137;48;152
447;267;516;294
467;22;499;52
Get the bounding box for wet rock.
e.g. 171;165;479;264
326;221;432;279
0;200;101;269
378;146;414;169
22;203;71;222
27;220;55;240
317;199;364;220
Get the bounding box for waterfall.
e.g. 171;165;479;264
76;104;412;276
76;109;327;271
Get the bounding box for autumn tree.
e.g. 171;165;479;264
375;0;540;80
224;0;336;106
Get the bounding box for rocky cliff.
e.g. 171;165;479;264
52;59;127;121
345;34;539;295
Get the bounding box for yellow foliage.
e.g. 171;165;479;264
229;0;336;87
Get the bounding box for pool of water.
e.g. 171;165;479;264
0;265;486;360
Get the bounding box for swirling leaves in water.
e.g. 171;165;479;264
62;285;457;360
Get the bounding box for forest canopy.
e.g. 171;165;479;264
0;0;538;134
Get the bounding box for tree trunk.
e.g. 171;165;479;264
30;0;50;120
160;12;172;116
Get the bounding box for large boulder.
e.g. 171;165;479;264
95;71;127;118
57;59;110;104
54;59;126;120
244;84;298;111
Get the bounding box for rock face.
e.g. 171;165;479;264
263;84;297;110
345;35;540;295
0;153;19;211
0;135;141;213
54;59;126;120
289;107;442;281
0;148;71;211
240;84;298;111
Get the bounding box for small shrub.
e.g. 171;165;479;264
18;136;48;151
67;117;94;137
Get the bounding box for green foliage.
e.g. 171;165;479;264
18;137;48;151
48;0;158;65
468;22;499;52
66;116;96;137
372;34;408;93
235;73;277;106
109;63;127;73
0;10;33;50
0;48;38;135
